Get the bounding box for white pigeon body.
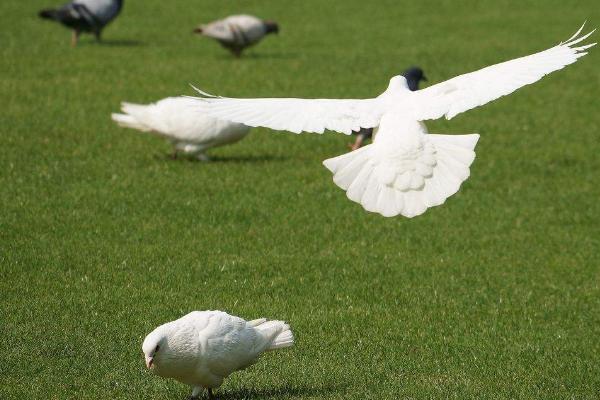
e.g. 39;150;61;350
111;97;250;159
142;311;293;397
196;15;277;56
193;25;595;217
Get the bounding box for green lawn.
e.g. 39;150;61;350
2;0;600;399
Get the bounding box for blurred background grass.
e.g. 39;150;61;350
1;0;599;399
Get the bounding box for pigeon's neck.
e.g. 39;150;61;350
383;76;410;95
115;0;124;12
403;73;423;91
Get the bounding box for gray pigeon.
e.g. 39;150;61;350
194;15;279;57
39;0;124;46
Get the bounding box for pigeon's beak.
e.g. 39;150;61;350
193;27;203;34
145;355;154;369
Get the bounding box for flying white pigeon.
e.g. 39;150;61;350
192;25;595;218
39;0;124;46
194;15;279;57
111;97;251;160
142;311;294;399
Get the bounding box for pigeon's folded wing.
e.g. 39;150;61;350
200;21;236;41
410;24;596;120
199;313;265;376
191;93;387;135
74;0;122;25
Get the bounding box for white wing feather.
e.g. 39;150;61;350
195;312;291;379
411;24;596;120
191;96;386;135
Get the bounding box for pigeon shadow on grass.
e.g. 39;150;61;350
217;383;344;399
208;154;288;163
216;52;297;60
96;39;145;47
153;153;288;164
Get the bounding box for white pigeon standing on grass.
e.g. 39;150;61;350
142;311;294;399
194;15;279;57
111;97;250;160
192;24;595;218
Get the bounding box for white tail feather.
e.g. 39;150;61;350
111;113;151;131
111;102;155;132
253;320;294;350
323;133;479;218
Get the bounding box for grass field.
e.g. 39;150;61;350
2;0;600;399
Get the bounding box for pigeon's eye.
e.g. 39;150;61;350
155;345;160;353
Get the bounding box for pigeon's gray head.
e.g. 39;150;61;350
402;67;427;91
142;327;168;371
264;20;279;34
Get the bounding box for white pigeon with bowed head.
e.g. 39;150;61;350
142;311;294;399
194;14;279;57
111;97;250;160
192;24;595;217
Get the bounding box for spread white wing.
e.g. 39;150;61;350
410;24;595;120
191;24;594;135
191;87;387;135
